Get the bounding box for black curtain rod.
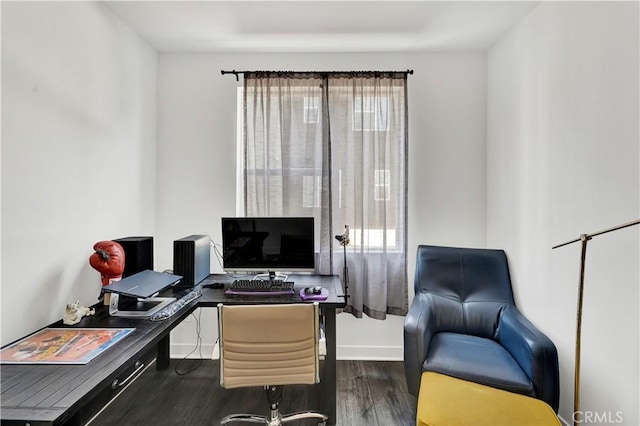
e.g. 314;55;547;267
221;69;414;81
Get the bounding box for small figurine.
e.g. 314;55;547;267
63;301;95;325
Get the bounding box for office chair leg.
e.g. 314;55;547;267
220;413;267;424
220;410;283;425
281;411;328;425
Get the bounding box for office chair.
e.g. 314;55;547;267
217;302;328;426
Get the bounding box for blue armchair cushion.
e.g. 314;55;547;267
424;332;535;397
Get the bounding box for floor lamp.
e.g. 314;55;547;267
552;218;640;426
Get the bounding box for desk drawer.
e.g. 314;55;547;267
75;347;156;426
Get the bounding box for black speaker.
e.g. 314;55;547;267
173;235;210;287
113;236;154;278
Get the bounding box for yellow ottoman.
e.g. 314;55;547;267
417;372;560;426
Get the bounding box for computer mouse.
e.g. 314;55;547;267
203;282;225;289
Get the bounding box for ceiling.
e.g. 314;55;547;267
102;1;540;53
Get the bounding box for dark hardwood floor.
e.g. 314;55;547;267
90;359;417;426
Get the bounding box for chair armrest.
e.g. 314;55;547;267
497;305;560;412
403;293;436;397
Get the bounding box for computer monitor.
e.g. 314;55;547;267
222;217;315;275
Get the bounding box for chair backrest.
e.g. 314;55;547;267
217;303;319;389
414;245;516;338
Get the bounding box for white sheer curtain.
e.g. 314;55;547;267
243;71;408;319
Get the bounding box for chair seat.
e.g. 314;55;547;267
423;332;535;397
417;372;560;426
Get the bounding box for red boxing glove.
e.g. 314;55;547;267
89;241;126;286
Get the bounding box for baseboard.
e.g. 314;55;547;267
337;345;403;361
170;343;216;359
211;341;219;359
171;343;404;361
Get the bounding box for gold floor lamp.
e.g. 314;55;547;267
552;218;640;426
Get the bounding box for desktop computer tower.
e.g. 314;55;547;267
113;236;154;278
173;235;210;287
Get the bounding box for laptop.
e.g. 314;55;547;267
103;270;183;299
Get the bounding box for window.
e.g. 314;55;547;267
303;96;320;124
240;72;408;319
374;169;390;201
302;175;322;208
239;82;404;248
351;228;396;248
353;96;389;131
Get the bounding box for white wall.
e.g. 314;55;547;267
487;2;639;424
156;52;487;359
3;1;638;421
1;2;158;345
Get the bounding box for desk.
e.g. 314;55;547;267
0;274;345;426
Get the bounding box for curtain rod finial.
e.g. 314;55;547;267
221;69;240;81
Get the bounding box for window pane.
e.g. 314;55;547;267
303;175;322;208
353;96;389;131
374;169;390;201
304;96;320;123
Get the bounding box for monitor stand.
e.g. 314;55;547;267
108;293;176;318
254;271;288;281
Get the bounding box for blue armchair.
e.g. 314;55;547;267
404;245;560;412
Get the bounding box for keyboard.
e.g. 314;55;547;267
150;289;202;321
225;279;295;296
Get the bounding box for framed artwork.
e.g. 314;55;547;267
0;328;135;364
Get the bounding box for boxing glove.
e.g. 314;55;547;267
89;241;126;285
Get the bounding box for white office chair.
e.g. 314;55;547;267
217;302;328;426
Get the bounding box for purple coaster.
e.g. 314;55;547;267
300;287;328;300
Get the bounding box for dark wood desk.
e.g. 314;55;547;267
0;274;345;426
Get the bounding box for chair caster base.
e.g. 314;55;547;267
220;410;328;426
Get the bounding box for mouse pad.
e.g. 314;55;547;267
300;287;328;300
